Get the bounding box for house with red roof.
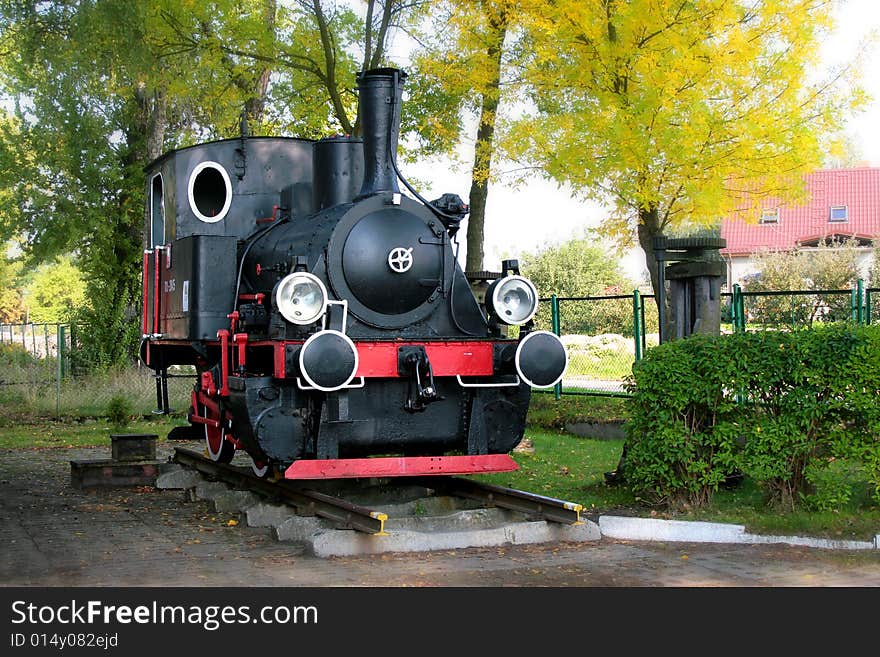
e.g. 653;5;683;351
720;167;879;288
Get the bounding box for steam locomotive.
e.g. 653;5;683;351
140;68;567;479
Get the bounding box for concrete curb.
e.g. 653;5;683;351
598;515;880;551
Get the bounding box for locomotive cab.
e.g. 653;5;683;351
141;68;567;479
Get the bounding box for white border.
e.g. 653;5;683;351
514;330;568;388
275;272;329;325
491;275;539;326
298;329;359;392
149;173;165;247
187;161;232;223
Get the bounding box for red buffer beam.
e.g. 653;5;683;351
284;454;519;479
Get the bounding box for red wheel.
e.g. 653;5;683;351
201;402;235;463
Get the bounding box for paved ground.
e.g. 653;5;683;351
2;444;880;587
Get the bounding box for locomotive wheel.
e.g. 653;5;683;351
202;403;235;464
251;458;271;478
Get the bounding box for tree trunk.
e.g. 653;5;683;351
637;205;672;341
244;0;277;129
465;10;507;273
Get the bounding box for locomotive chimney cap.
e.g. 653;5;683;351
356;67;408;82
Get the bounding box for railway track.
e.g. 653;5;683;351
173;448;389;535
172;447;584;536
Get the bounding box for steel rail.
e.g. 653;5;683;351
172;448;387;535
423;476;584;525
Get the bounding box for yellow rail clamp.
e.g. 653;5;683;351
370;511;389;536
563;501;584;525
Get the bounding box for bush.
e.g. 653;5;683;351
625;324;880;510
624;334;743;508
106;395;134;430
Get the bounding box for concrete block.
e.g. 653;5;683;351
742;533;875;551
374;495;478;517
158;462;183;475
385;507;522;532
211;490;261;513
599;516;746;543
246;503;297;528
156;469;202;489
307;518;601;558
274;516;336;542
194;481;229;499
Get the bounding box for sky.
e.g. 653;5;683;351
398;0;880;283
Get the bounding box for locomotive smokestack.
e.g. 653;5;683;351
357;67;406;197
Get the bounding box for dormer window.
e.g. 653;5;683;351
829;205;848;222
759;208;779;224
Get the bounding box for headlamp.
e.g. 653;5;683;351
489;275;538;325
275;272;328;325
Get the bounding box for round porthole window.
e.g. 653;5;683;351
188;161;232;223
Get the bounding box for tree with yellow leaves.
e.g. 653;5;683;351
511;0;862;312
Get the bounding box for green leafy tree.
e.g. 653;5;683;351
411;0;531;273
23;256;88;324
0;1;277;365
520;234;638;334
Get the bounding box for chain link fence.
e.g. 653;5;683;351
0;323;194;417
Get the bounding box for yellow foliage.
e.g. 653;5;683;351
508;0;862;240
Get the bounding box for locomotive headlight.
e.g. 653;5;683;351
488;275;538;325
275;272;328;325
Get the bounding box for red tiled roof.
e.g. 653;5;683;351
720;167;880;255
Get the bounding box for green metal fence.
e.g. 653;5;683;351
727;280;873;332
539;291;657;399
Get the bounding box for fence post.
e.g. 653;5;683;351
632;290;643;361
857;279;865;324
867;288;873;324
851;283;859;322
59;324;67;379
732;284;745;333
551;294;561;400
55;324;62;416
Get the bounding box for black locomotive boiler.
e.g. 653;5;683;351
140;68;567;479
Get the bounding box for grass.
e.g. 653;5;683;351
0;414;185;449
565;351;634;379
475;429;638;513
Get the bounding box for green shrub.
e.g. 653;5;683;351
106;395;134;430
624;334;743;508
625;324;880;510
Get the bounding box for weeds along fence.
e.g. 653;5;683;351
0;322;193;418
